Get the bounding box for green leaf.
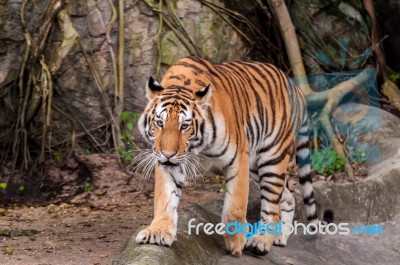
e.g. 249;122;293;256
54;151;63;161
95;190;107;196
311;148;346;175
0;183;7;190
84;181;94;192
120;111;130;122
127;121;133;131
389;72;400;82
132;112;140;122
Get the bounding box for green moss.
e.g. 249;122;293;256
161;31;190;66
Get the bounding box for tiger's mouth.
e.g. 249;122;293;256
159;161;179;167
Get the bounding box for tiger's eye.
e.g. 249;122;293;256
181;124;189;130
156;120;163;127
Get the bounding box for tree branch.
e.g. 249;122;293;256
267;0;313;95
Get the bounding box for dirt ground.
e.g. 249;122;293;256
0;154;222;265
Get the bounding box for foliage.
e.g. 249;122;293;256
311;148;346;175
119;111;140;163
0;183;7;190
347;146;367;163
389;72;400;82
120;111;139;142
84;181;94;192
53;151;63;161
118;148;135;164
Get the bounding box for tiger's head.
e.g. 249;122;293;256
137;75;212;173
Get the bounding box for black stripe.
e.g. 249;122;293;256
227;149;238;166
259;172;286;180
166;85;193;94
175;61;204;75
206;137;230;157
297;155;310;169
161;95;191;105
169;75;183;81
299;173;312;184
260;185;281;195
225;174;236;183
262;209;279;216
307;213;318;221
180;103;188;111
172;190;180;197
303;191;315;205
207;107;217;145
195;79;207;87
169;173;183;189
296;141;309;151
189;57;221;80
258;151;288;169
261;194;280;203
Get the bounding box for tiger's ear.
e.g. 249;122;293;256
146;76;163;100
195;84;212;108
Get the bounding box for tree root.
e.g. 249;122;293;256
313;68;375;181
363;0;400;112
11;0;64;170
267;0;379;181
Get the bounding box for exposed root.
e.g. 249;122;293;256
363;0;400;112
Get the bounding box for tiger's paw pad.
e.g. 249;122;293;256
225;233;246;257
135;227;176;246
245;234;274;255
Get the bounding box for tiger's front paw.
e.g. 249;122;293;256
245;233;274;255
225;232;246;257
135;221;176;246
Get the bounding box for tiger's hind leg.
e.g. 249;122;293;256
245;150;290;255
274;175;295;246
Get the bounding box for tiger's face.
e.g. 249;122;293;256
138;76;211;172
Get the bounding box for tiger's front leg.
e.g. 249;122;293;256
135;164;182;246
222;152;249;257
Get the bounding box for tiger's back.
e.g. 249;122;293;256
136;56;317;256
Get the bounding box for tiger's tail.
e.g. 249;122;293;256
296;115;318;223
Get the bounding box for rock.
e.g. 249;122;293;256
295;169;400;223
117;204;225;265
218;214;400;265
118;204;400;265
295;103;400;223
0;0;246;146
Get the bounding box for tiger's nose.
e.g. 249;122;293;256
161;151;176;159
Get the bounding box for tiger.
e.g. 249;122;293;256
135;56;319;256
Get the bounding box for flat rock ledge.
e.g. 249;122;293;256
117;202;400;265
116;204;225;265
117;167;400;265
